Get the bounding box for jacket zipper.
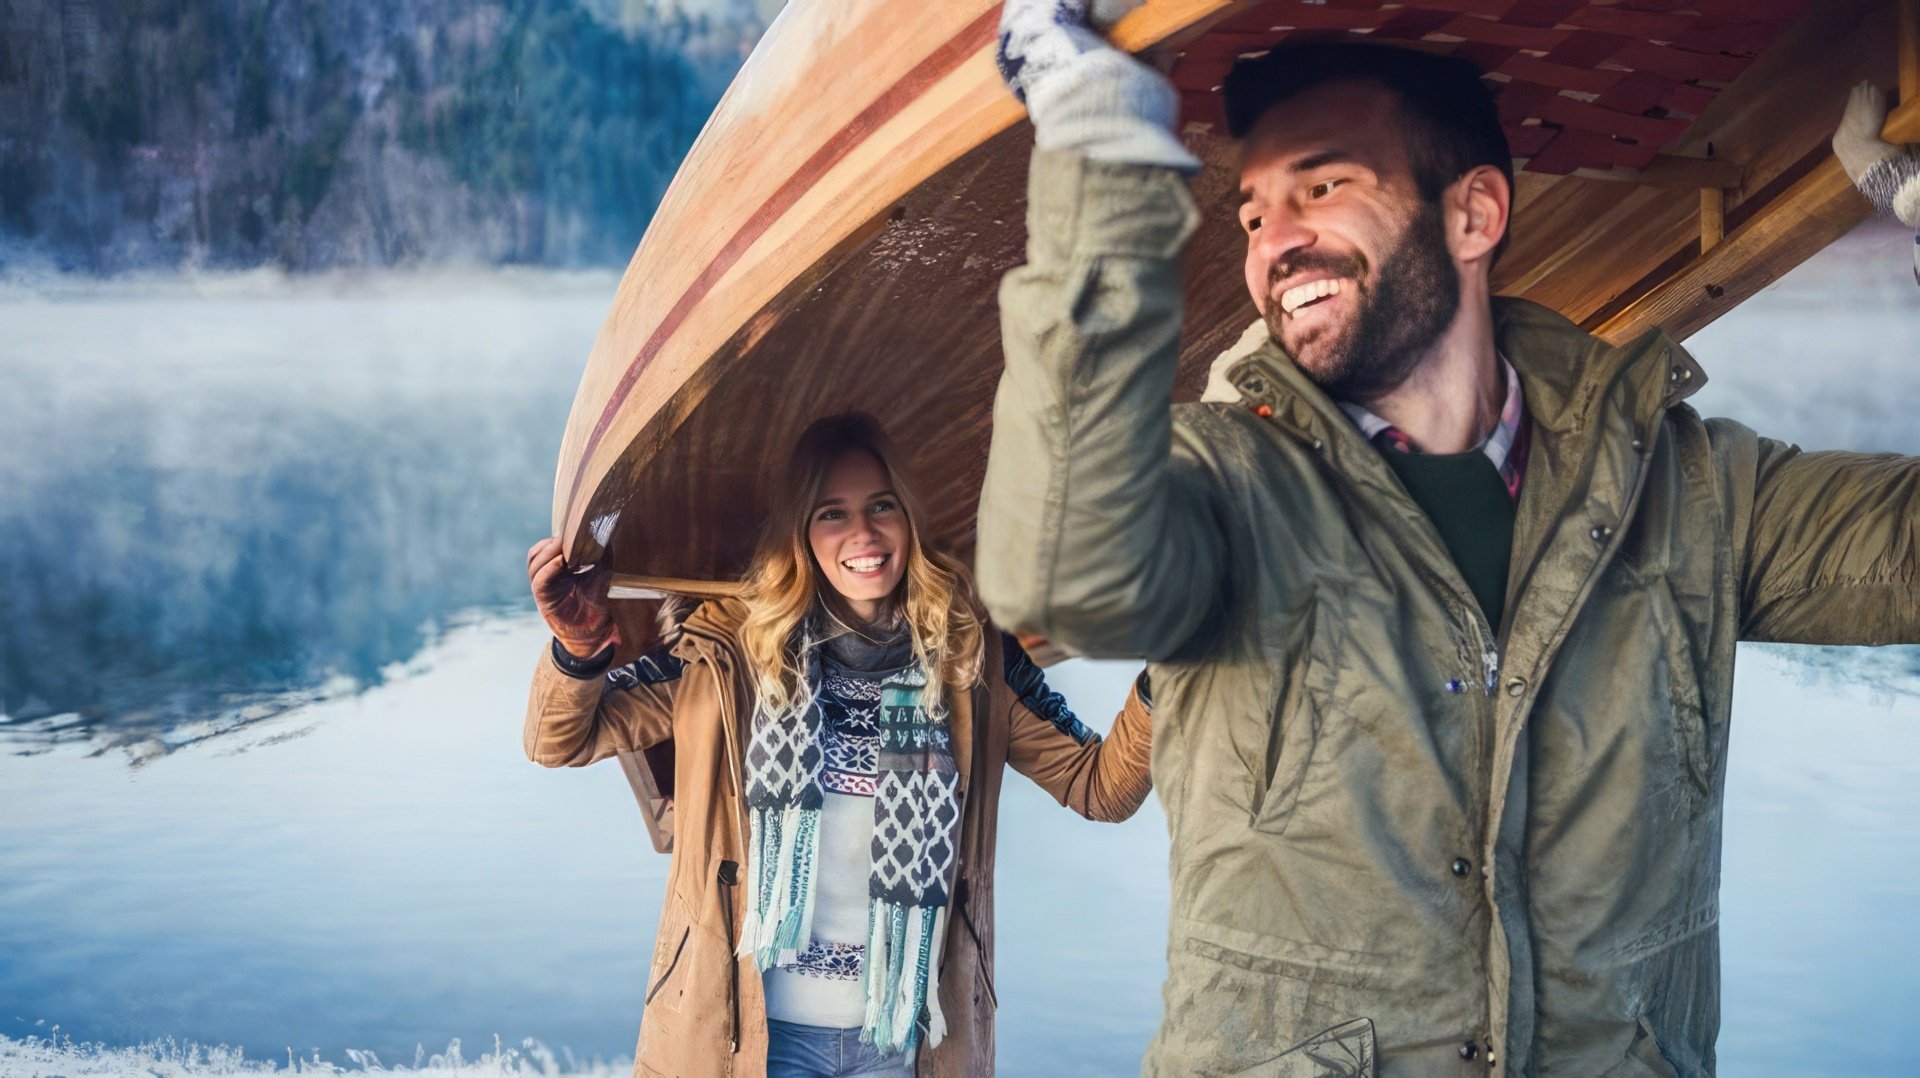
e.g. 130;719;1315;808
644;926;691;1005
718;859;741;1054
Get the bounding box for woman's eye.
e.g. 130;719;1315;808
816;508;845;523
870;499;896;514
1308;179;1345;199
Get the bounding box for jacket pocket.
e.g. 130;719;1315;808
1652;577;1713;807
643;891;696;1015
1249;598;1327;837
1600;1016;1681;1078
644;925;691;1007
1227;1017;1378;1078
955;879;997;1009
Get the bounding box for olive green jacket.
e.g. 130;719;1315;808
978;151;1920;1076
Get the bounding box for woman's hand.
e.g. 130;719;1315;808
527;536;618;658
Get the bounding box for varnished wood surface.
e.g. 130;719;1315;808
559;0;1912;659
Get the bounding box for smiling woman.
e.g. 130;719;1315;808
521;412;1155;1078
807;452;908;623
737;414;980;722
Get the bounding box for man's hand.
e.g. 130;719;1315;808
995;0;1198;171
1832;81;1920;236
996;0;1140;105
527;536;618;659
1833;80;1898;183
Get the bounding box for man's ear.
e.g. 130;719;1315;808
1447;164;1511;265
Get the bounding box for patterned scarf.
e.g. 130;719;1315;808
739;622;961;1055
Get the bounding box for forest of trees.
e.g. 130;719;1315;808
0;0;759;270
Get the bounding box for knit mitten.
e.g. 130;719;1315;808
1834;80;1920;227
996;0;1200;172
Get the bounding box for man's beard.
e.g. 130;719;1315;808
1266;202;1461;404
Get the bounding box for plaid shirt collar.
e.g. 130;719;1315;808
1338;356;1530;500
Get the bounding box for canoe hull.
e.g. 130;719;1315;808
561;0;1912;659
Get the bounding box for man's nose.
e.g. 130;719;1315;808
1255;212;1317;275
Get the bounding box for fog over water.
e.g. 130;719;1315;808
0;269;611;749
2;223;1918;1075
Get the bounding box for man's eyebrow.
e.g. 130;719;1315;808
1290;149;1355;174
1240;149;1358;203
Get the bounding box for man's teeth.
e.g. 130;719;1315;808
843;555;885;572
1280;278;1344;315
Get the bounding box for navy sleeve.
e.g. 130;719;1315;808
1001;631;1094;745
605;641;686;691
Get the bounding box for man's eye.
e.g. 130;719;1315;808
1308;179;1345;199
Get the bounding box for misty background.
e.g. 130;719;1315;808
0;0;765;742
2;2;1918;1075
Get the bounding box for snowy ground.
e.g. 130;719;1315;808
0;1029;625;1076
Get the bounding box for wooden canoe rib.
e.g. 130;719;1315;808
557;0;1918;661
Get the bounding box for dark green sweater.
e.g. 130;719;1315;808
1379;448;1516;630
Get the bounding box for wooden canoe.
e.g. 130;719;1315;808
557;0;1920;661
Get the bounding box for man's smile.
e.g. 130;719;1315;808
1278;276;1352;319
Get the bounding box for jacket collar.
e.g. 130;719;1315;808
1216;297;1708;633
1490;298;1704;441
1215;297;1704;456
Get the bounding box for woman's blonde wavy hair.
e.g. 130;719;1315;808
739;413;984;717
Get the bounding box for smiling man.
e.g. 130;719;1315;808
977;3;1920;1076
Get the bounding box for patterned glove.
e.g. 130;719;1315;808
996;0;1200;172
1833;80;1920;228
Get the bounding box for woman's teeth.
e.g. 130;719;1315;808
843;555;886;573
1280;277;1345;316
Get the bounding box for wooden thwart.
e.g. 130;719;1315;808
1592;157;1866;345
609;574;749;601
1903;0;1919;111
1892;0;1920;140
1699;188;1726;255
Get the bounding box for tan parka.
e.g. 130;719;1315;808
977;152;1920;1076
524;598;1154;1077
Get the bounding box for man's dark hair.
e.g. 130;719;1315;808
1223;40;1514;204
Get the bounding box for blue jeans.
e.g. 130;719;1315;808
765;1019;914;1077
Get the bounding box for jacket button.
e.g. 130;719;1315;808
1669;364;1692;385
1505;676;1527;697
1589;525;1612;542
1450;857;1472;877
1459;1041;1479;1060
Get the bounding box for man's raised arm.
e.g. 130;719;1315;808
975;0;1226;659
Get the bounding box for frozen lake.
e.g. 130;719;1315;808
3;226;1918;1075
